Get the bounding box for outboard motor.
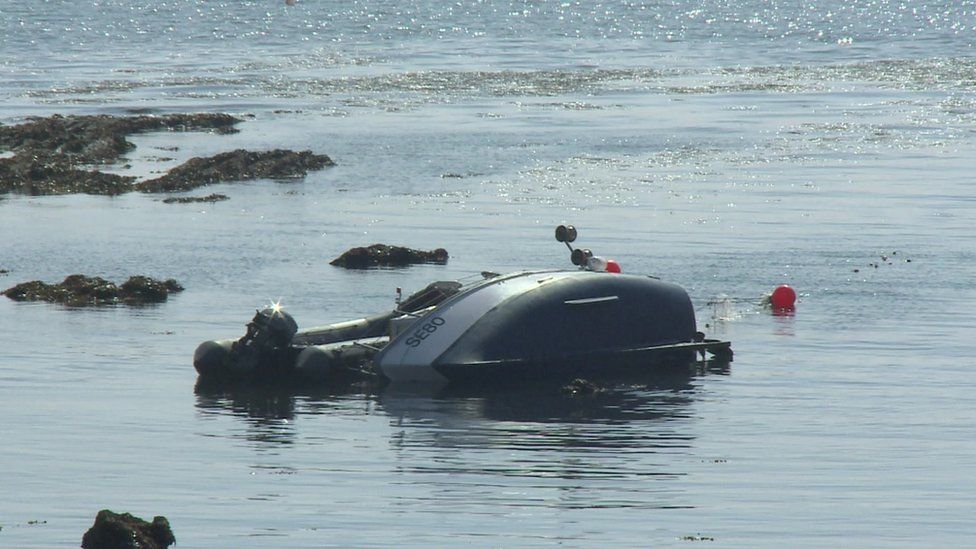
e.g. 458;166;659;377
229;306;299;375
194;306;298;380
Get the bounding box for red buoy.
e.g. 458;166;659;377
770;284;796;309
605;259;621;273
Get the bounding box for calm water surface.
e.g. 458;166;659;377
1;1;975;547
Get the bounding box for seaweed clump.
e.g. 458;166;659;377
162;193;229;204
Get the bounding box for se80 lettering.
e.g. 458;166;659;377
405;317;446;348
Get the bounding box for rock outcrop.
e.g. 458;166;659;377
0;113;333;196
81;510;175;549
330;244;449;269
0;113;240;164
137;149;334;193
4;274;184;306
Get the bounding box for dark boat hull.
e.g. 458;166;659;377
432;339;732;386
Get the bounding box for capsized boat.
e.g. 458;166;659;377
193;226;732;386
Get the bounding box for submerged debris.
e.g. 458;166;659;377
0;113;334;196
680;534;716;542
330;244;449;269
3;274;184;306
560;378;603;396
137;149;334;193
161;193;230;204
81;510;175;549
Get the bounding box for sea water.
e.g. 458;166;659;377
1;1;974;546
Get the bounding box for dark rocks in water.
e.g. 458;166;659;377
0;113;241;164
330;244;449;269
120;275;185;303
0;154;135;196
4;274;184;306
5;275;119;304
0;113;333;197
136;149;335;193
81;510;175;549
162;193;230;204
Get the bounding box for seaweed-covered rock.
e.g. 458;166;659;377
0;155;135;196
330;244;449;269
136;149;335;193
3;274;184;306
0;113;241;164
120;276;185;303
0;114;336;197
0;113;242;196
4;275;117;305
81;510;175;549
